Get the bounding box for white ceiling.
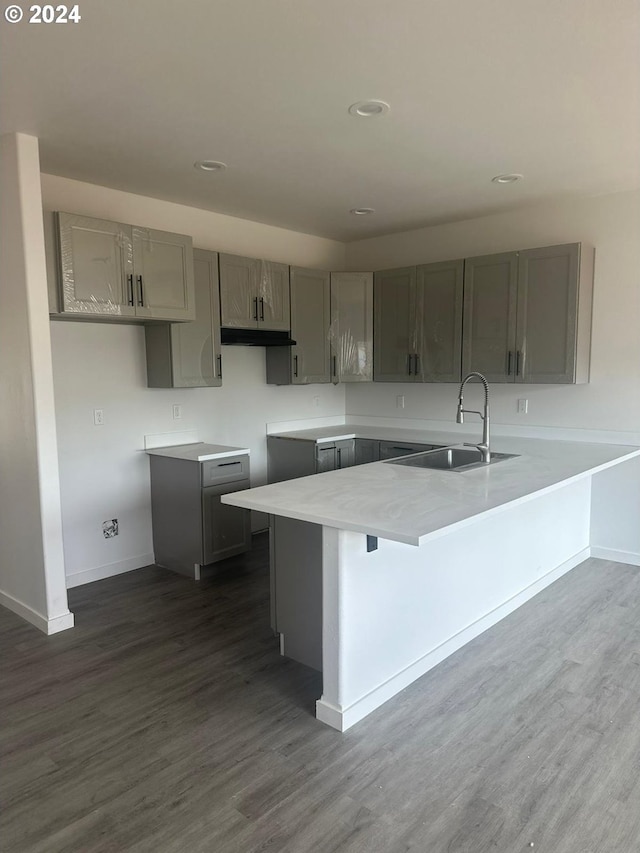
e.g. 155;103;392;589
1;0;639;241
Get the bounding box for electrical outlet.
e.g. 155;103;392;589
396;395;405;409
93;409;104;425
103;519;118;538
313;396;320;408
172;404;182;420
517;398;529;415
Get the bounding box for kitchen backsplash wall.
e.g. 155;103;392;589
345;190;640;440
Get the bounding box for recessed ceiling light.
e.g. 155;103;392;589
348;100;390;118
491;173;523;184
194;160;227;172
350;207;375;216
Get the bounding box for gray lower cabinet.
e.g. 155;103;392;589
354;438;380;465
219;253;290;331
378;440;440;459
266;267;331;385
462;243;593;384
374;260;464;382
267;436;355;482
145;249;222;387
53;212;195;321
270;515;322;670
149;453;251;580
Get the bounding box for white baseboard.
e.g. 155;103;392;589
590;546;640;567
0;589;74;635
66;553;154;588
319;547;589;732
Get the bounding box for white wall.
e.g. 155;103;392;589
345;191;640;440
42;175;346;586
0;135;73;633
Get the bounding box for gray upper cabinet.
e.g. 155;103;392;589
417;259;464;382
132;228;195;322
462;252;519;382
330;272;374;383
266;267;331;385
54;212;195;322
516;243;591;384
374;267;418;382
463;243;593;384
145;249;222;388
374;261;463;382
219;253;290;331
56;213;135;317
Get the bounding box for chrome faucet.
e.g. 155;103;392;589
456;372;491;463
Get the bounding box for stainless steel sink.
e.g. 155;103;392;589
384;446;519;472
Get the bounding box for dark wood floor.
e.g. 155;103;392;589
2;537;640;853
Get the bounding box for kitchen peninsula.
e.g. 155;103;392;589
222;432;640;731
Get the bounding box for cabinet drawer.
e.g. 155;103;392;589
201;455;250;486
378;441;441;460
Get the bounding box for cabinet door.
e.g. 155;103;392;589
354;439;380;465
132;228;195;321
146;249;222;388
202;481;251;564
516;244;580;384
336;439;356;469
374;267;418;381
219;253;260;328
258;261;290;330
330;272;374;383
417;260;463;382
56;212;134;317
462;253;518;382
290;268;331;384
315;445;337;473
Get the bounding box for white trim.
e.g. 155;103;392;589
65;553;154;588
320;547;589;732
0;589;74;635
315;698;346;731
590;546;640;567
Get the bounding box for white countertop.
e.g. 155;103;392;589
145;442;250;462
268;424;463;445
223;435;640;546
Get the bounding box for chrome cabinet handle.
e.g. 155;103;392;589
333;355;337;377
137;275;144;307
293;354;298;377
253;296;259;321
507;350;513;375
127;274;134;306
516;351;521;376
259;297;265;321
217;354;222;379
407;354;412;375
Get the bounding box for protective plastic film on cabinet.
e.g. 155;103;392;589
329;272;374;383
57;212;135;316
259;260;284;320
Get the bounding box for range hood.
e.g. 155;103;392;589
221;328;296;346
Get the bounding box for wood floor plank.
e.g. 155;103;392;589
2;540;640;852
